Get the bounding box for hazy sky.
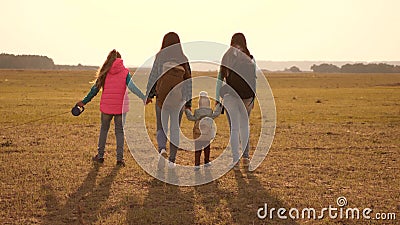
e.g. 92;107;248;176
1;0;399;66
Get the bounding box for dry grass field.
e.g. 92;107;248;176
0;69;399;224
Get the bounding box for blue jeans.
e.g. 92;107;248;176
97;113;126;161
156;102;183;163
224;95;253;162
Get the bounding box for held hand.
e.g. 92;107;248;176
76;101;85;107
145;98;153;105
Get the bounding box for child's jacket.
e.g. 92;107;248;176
185;104;222;140
100;58;130;114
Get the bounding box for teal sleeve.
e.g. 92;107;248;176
146;58;161;99
253;58;257;94
215;71;223;102
82;85;99;104
126;73;146;100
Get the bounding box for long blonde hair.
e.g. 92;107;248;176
94;49;121;89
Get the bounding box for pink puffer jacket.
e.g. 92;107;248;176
100;58;129;114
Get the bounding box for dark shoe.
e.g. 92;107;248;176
116;160;126;167
92;154;104;163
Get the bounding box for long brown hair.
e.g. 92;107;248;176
159;32;186;59
230;33;251;57
161;32;181;50
95;49;121;89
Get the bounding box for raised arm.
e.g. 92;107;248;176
184;109;197;121
211;103;222;118
126;73;146;100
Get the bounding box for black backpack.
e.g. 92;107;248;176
225;53;256;99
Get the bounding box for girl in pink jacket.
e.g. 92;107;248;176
76;49;145;166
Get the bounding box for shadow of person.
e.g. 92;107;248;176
41;165;120;225
191;166;299;224
229;169;299;225
193;168;221;220
125;167;195;225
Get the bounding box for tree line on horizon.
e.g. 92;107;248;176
2;53;400;73
0;53;55;69
0;53;97;70
310;63;400;73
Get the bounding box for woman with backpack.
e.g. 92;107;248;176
216;33;256;170
145;32;192;168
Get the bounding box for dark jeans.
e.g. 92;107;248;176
195;140;211;166
97;113;126;161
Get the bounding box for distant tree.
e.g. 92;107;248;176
0;53;55;69
340;63;400;73
341;63;364;73
311;63;340;73
289;66;301;72
310;62;400;73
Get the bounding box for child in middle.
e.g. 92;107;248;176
185;91;222;170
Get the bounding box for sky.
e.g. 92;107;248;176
1;0;399;66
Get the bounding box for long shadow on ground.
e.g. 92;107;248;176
42;165;120;225
125;164;298;224
192;169;298;224
125;162;195;224
231;170;298;224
